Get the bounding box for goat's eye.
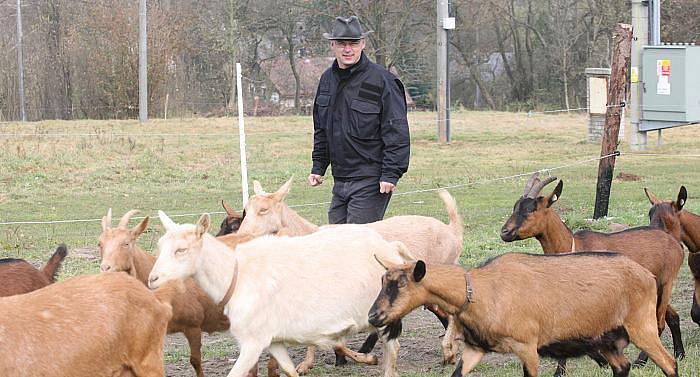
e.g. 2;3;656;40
259;209;269;215
174;248;187;255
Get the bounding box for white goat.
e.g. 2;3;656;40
148;211;413;377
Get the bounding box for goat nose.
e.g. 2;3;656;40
148;275;159;288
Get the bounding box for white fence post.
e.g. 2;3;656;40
236;63;249;206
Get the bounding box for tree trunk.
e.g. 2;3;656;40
593;24;632;219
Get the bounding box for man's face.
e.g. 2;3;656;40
331;39;365;69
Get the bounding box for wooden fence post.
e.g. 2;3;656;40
593;23;632;219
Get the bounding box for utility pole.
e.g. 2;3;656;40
16;0;26;122
436;0;451;143
593;24;632;219
630;0;648;150
138;0;148;123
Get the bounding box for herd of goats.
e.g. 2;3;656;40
1;172;699;377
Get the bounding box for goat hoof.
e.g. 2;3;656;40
367;354;379;365
632;359;648;368
296;363;312;375
675;351;685;360
335;355;348;367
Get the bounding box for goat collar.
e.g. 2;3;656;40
218;263;239;307
459;271;475;311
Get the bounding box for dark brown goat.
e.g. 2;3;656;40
644;186;700;326
369;253;678;377
0;244;67;297
500;173;685;373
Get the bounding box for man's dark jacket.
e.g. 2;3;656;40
311;53;410;185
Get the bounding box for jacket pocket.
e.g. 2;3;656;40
349;99;381;140
315;94;331;128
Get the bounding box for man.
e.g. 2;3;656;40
309;16;410;225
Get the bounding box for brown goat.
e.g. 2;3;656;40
644;186;700;326
0;272;175;377
99;209;232;377
500;173;685;373
368;253;679;377
0;244;67;297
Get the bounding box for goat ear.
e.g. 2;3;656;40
158;211;177;231
222;200;242;219
196;213;211;239
131;216;149;238
253;180;266;195
677;186;687;210
644;187;661;205
102;208;113;231
545;180;564;208
272;177;293;202
412;260;426;283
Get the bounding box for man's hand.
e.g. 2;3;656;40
379;181;396;194
308;174;324;186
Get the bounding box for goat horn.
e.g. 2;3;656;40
102;208;113;230
118;209;141;228
523;172;540;197
527;175;557;199
374;254;389;271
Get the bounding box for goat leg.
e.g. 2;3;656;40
295;346;316;375
183;327;205;377
664;305;685;359
334;344;378;365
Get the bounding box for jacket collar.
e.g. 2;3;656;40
332;52;369;79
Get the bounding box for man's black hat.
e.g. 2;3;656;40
323;16;373;40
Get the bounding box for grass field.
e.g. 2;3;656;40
1;111;700;376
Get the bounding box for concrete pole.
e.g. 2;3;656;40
16;0;26;122
436;0;449;143
630;0;648;150
138;0;148;123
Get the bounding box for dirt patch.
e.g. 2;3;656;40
615;172;642;182
70;246;99;261
164;309;523;377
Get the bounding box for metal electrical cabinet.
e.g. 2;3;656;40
641;45;700;131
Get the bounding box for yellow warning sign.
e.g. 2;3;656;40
631;67;639;83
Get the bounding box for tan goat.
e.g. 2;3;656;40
99;209;232;377
500;173;685;372
0;272;175;377
369;253;678;377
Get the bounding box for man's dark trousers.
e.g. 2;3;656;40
328;177;391;224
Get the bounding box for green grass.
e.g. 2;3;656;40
2;111;700;376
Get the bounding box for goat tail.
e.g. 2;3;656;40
41;244;68;282
437;189;464;244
